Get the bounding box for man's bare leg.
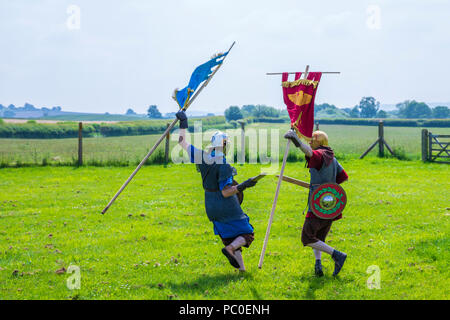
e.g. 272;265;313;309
223;236;247;269
225;236;246;254
234;250;246;272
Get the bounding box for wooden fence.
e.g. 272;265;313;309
422;129;450;164
359;121;395;159
76;122;172;166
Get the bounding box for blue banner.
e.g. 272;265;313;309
173;51;228;108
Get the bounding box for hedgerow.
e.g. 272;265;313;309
0;116;228;139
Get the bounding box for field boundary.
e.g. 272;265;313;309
422;130;450;164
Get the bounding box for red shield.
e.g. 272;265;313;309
310;183;347;219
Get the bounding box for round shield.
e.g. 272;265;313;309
310;183;346;219
232;180;243;204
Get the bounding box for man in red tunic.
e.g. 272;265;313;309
284;129;349;277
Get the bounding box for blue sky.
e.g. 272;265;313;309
1;0;449;114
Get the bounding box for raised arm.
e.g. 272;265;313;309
176;110;190;151
284;129;313;158
178;128;190;151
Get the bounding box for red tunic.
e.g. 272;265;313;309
305;148;348;220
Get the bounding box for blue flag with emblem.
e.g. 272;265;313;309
173;51;229;109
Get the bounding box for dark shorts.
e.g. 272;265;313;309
220;233;255;250
301;215;333;246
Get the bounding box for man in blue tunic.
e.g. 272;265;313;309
176;110;258;272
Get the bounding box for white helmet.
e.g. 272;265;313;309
209;131;229;148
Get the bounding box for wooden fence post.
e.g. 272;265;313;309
78;122;83;166
421;129;428;162
378;121;384;157
238;120;245;164
428;131;433;161
360;120;393;159
164;123;170;165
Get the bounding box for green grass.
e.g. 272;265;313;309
0;134;172;167
0;159;449;299
1;124;448;166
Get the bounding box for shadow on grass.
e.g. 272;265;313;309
297;267;353;300
411;237;449;266
163;272;255;296
249;287;263;300
297;273;330;300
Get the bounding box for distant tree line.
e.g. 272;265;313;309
342;97;449;119
224;105;287;121
0;116;228;139
0;103;62;117
3;99;448;121
224;97;450;122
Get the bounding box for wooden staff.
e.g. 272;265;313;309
258;65;310;269
276;175;310;189
101;42;235;215
259;66;341;268
258;140;291;268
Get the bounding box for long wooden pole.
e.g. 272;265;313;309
276;175;310;189
101;42;235;215
258;65;309;269
101;119;178;214
258;140;291;268
164;123;170;165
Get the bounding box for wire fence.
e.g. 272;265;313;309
1;123;449;168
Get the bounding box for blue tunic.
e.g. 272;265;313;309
188;145;254;238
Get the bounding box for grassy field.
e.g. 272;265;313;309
1;124;449;166
0;159;449;299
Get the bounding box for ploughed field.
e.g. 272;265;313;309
0;159;448;299
1;124;449;166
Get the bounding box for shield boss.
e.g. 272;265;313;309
310;183;346;219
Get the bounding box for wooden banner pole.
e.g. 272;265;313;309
164;123;171;165
101;42;235;215
258;65;309;269
258;140;291;269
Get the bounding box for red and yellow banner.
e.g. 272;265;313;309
282;72;322;141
